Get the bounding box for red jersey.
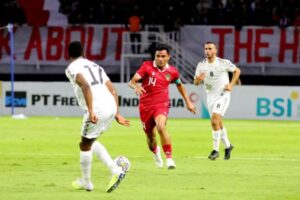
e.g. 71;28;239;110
136;61;180;109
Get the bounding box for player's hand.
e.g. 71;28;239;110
224;84;232;91
187;101;196;114
194;73;206;85
115;114;130;127
135;85;146;96
195;73;206;81
89;112;98;124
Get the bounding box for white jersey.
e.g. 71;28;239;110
195;57;236;102
65;57;116;115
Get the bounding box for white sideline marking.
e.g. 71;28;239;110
194;156;300;162
1;153;300;162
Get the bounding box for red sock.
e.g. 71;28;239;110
162;144;172;158
149;145;158;154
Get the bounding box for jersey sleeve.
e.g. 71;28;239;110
66;64;81;82
223;59;236;72
194;62;204;79
136;62;147;78
172;68;180;83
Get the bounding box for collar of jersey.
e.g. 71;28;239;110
206;57;218;65
71;56;84;63
153;61;169;72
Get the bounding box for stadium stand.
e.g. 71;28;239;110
1;0;299;30
0;0;299;85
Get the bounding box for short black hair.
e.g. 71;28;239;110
68;41;83;58
155;43;171;54
205;41;217;48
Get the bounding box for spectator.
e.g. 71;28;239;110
13;0;297;27
293;9;300;32
126;7;142;54
278;13;292;29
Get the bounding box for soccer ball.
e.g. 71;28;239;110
114;155;130;172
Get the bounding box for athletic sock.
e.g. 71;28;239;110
162;144;172;158
212;130;221;152
92;141;121;175
149;145;158;154
80;150;93;183
221;127;231;148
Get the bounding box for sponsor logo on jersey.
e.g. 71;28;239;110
165;74;171;81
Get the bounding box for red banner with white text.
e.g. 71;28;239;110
1;25;299;68
0;25;125;66
181;26;300;68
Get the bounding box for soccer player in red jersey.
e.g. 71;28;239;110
128;44;196;169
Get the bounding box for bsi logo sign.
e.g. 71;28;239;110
5;91;27;107
257;98;292;117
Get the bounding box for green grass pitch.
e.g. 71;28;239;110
0;117;299;200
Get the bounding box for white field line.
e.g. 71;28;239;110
194;156;300;162
0;153;300;162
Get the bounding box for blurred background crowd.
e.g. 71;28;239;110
1;0;299;30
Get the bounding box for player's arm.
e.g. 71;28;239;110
225;67;241;91
194;62;206;86
105;80;130;127
128;73;146;96
175;79;196;114
75;73;98;123
194;73;206;86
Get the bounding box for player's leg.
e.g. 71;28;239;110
140;108;164;167
87;112;126;192
208;113;222;160
92;141;126;193
91;113;124;175
209;94;233;160
208;96;226;160
72;136;94;191
216;94;234;160
221;123;234;160
146;128;159;155
92;141;124;175
146;128;163;168
154;113;176;169
141;112;163;168
155;114;171;156
146;126;158;152
73;112;101;191
210;118;234;160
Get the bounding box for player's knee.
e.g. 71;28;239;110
211;117;220;128
79;141;91;151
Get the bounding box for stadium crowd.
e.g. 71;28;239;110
1;0;299;30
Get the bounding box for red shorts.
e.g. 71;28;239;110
139;106;169;135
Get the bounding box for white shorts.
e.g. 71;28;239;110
81;110;116;139
207;92;230;117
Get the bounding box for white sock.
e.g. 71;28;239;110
221;127;231;148
155;146;161;156
80;150;93;183
92;141;122;175
212;130;221;151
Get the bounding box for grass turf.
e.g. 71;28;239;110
0;117;299;200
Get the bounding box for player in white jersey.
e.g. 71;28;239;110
194;41;241;160
65;41;130;193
